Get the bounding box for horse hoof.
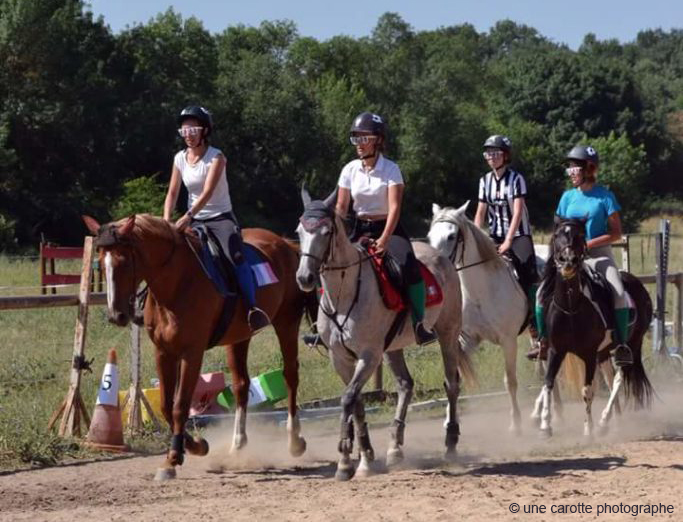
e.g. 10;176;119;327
444;447;458;463
154;467;176;481
187;437;209;456
355;461;376;478
335;465;355;481
289;437;307;458
509;425;522;436
539;427;553;439
386;447;404;467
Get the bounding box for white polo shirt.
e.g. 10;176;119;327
337;155;404;217
174;146;232;219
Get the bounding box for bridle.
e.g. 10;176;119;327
96;222;178;313
550;222;588;315
431;217;493;271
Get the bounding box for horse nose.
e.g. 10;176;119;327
108;311;129;327
297;271;315;290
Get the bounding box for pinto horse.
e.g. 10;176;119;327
84;214;310;480
531;217;653;438
295;189;474;481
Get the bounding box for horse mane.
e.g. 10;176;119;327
539;235;557;307
431;206;505;269
124;214;189;247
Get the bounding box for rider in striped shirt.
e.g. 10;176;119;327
474;135;539;331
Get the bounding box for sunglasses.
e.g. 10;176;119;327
349;135;377;146
178;126;204;138
483;150;504;160
565;166;583;176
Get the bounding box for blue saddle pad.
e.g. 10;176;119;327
193;225;278;298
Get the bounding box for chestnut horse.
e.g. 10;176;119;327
84;214;310;480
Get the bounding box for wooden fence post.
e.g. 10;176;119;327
47;236;94;437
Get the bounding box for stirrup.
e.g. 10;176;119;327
248;307;271;333
611;343;633;367
302;332;323;348
414;322;437;346
526;337;548;361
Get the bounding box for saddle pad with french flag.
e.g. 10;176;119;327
244;244;279;287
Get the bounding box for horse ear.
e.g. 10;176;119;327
82;215;100;235
118;215;136;237
553;214;563;229
432;203;441;216
301;184;312;207
323;186;338;209
456;200;470;215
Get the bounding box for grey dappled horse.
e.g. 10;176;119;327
295;189;474;481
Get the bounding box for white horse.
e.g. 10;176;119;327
295;190;474;481
428;201;537;433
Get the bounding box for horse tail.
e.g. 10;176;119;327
620;272;655;409
560;353;584;400
621;356;654;409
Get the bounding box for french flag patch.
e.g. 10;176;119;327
251;262;279;287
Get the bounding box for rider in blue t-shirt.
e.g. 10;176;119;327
527;145;633;367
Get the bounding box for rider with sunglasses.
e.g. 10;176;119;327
163;105;270;333
528;145;632;366
475;135;540;336
335;111;436;346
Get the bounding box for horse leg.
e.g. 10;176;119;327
352;395;376;477
501;337;521;435
383;350;414;467
274;322;306;457
539;347;565;438
599;365;624;435
600;357;622;423
582;357;598;438
155;349;207;480
440;335;463;461
154;350;179;480
331;349;381;481
225;340;250;453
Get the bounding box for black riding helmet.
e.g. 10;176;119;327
178;106;213;137
483;135;512;152
566;145;599;165
350;112;386;138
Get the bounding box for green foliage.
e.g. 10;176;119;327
589;133;649;231
0;5;681;244
112;175;167;219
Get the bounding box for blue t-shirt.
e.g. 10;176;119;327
556;186;621;240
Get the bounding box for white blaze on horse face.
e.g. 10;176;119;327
104;251;115;315
295;223;319;291
428;221;457;258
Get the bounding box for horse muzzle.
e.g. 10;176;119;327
559;265;577;279
296;270;318;292
108;310;131;327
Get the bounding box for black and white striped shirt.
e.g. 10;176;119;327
478;167;532;240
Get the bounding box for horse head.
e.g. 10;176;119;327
83;215;140;326
428;201;470;262
552;216;588;280
295;187;336;291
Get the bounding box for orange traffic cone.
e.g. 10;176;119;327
85;348;129;452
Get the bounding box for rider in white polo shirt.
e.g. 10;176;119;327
335;112;436;346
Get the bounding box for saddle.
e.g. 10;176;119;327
191;224;279;348
580;265;636;331
192;224;279;297
364;244;443;312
